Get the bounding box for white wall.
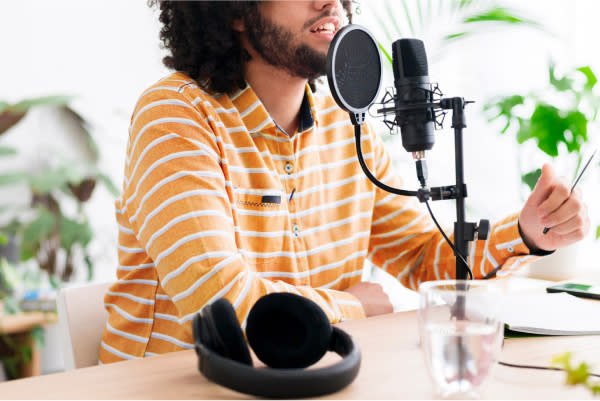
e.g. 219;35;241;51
1;0;598;286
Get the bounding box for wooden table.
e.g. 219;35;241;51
0;312;57;379
0;309;597;399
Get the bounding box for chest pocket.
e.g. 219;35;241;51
232;190;289;266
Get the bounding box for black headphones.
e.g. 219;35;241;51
192;292;361;398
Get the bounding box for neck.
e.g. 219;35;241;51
243;58;308;136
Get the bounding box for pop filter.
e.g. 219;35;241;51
327;24;382;125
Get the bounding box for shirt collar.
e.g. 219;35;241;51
230;83;317;136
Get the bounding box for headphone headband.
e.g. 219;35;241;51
195;327;361;398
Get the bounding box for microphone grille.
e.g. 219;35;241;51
395;39;428;77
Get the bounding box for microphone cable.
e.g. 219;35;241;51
354;123;474;280
423;200;473;280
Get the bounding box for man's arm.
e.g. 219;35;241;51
363;124;564;288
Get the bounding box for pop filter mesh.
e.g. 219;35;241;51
332;29;381;111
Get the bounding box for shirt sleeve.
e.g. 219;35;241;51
364;124;540;289
123;89;365;327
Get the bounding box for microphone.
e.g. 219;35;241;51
392;39;436;159
326;24;484;281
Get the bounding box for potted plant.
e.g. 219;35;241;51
0;96;119;379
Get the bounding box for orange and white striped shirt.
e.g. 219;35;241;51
99;72;537;363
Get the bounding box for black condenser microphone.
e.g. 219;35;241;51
392;39;436;158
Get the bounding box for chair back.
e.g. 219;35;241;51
57;282;111;370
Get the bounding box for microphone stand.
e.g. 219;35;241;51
372;97;489;282
446;97;469;282
357;96;486;387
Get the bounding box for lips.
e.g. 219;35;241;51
309;17;340;35
311;22;336;34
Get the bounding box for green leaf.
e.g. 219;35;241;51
486;95;525;125
551;352;573;368
566;362;591;385
0;146;17;156
58;216;93;250
529;104;566;157
1;357;18;379
596;225;600;240
549;63;574;92
0;172;29;186
3;296;21;314
564;110;588;153
9;95;74;113
378;42;393;67
20;207;57;261
48;275;62;290
444;32;469;41
30;326;45;348
522;169;542;191
577;66;597;91
463;7;536;25
29;164;85;194
84;254;94;282
0;259;21;291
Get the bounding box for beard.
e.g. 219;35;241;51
244;9;328;80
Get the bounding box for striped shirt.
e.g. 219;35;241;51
99;72;537;363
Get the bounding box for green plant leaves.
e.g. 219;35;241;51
369;0;542;65
486;64;596;158
0;146;17;156
520;104;587;157
20;207;56;261
58;216;93;250
521;169;542;191
0;258;21;294
463;6;536;25
577;66;598;91
552;352;600;395
29;165;84;195
0;95;74;136
0;172;29;186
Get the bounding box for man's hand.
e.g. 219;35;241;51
519;163;590;252
345;282;393;317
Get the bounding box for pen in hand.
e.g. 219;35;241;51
543;149;596;234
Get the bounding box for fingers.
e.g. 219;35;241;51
554;217;589;242
526;163;556;207
537;175;571;218
540;187;583;227
547;200;589;237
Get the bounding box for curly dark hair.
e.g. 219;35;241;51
148;1;354;93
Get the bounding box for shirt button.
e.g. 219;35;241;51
284;162;294;174
293;224;300;237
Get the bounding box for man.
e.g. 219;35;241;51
99;0;589;363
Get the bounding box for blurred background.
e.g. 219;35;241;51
0;0;598;379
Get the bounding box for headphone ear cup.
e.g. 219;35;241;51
195;298;253;366
246;293;332;369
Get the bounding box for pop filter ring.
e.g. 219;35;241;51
327;24;417;197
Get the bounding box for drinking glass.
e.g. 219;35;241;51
418;280;504;399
